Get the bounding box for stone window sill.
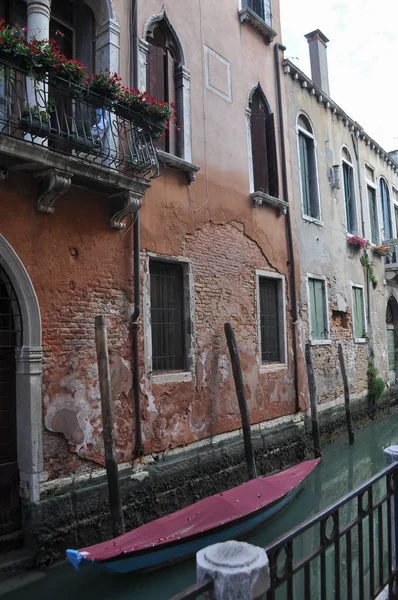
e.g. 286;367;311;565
260;363;287;373
238;8;277;44
303;214;323;226
251;191;288;216
310;339;331;346
157;150;200;185
151;371;193;385
354;338;368;345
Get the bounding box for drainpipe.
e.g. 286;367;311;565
131;0;143;458
274;43;300;413
352;133;372;329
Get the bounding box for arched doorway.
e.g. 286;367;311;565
386;297;398;382
0;265;22;533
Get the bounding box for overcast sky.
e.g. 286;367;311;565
280;0;397;152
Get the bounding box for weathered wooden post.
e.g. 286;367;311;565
224;323;257;480
338;343;354;445
305;342;322;459
95;315;124;537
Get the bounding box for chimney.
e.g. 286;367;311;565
304;29;330;96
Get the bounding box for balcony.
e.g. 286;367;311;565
238;0;277;44
0;58;160;228
384;240;398;284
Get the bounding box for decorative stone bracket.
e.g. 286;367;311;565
251;191;289;216
110;191;143;229
36;168;72;214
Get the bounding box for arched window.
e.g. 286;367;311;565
249;88;278;198
146;20;180;156
342;146;358;234
380;178;392;241
297;114;319;219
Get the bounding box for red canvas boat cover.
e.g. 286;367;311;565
80;458;320;562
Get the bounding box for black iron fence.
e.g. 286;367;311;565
243;0;272;26
171;462;398;599
0;58;159;179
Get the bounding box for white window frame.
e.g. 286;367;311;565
306;274;330;346
364;163;378;245
296;112;322;225
379;176;393;242
392;186;398;238
341;145;359;235
256;270;287;372
143;252;196;385
351;282;367;343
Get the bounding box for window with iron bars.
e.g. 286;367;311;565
242;0;272;26
150;260;187;373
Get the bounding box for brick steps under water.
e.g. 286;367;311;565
0;548;35;582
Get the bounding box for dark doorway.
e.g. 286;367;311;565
0;264;22;534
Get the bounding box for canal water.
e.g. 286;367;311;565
2;411;398;599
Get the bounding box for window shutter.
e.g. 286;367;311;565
353;288;364;338
147;44;166;101
343;162;352;232
309;278;327;340
259;278;280;362
251;108;269;194
147;43;166;151
299;133;311;215
380;180;392;241
348;167;358;234
265;113;279;198
368;187;378;244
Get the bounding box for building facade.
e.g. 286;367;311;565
0;0;305;560
283;30;398;413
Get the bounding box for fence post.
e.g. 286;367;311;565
384;446;398;592
196;540;269;599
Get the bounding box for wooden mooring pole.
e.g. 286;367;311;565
224;323;257;480
338;343;355;445
305;342;322;459
95;315;125;537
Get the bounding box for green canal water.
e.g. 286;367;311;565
2;412;398;600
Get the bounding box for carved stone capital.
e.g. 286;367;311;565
110;191;142;229
27;0;51;19
175;65;191;88
35;169;72;214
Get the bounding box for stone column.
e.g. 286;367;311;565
26;0;51;41
16;346;43;503
197;540;270;599
175;65;192;163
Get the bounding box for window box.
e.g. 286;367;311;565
238;7;277;44
51;75;86;98
19;114;51;137
251;191;288;215
346;234;368;250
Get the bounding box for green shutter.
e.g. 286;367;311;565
368;186;378;244
299;133;311;216
387;329;396;373
343;162;357;234
353;287;365;339
309;278;327;340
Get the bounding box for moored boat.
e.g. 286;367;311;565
66;457;320;574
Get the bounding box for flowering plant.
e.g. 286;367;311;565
0;20;30;64
118;87;176;126
347;234;369;249
372;244;392;257
87;69;123;98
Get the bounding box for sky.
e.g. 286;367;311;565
280;0;397;152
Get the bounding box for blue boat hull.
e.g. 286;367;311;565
67;485;300;574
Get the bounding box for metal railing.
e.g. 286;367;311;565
385;241;398;268
171;462;398;599
0;59;159;179
243;0;273;26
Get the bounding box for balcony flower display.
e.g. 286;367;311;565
347;234;368;249
0;20;175;133
372;244;392;257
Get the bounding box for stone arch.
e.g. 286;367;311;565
83;0;120;73
247;82;271;115
0;235;43;502
142;6;185;67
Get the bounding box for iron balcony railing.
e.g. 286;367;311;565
170;462;398;600
243;0;273;26
0;58;159;179
385;240;398;269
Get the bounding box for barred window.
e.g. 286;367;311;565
258;275;285;364
150;261;185;372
